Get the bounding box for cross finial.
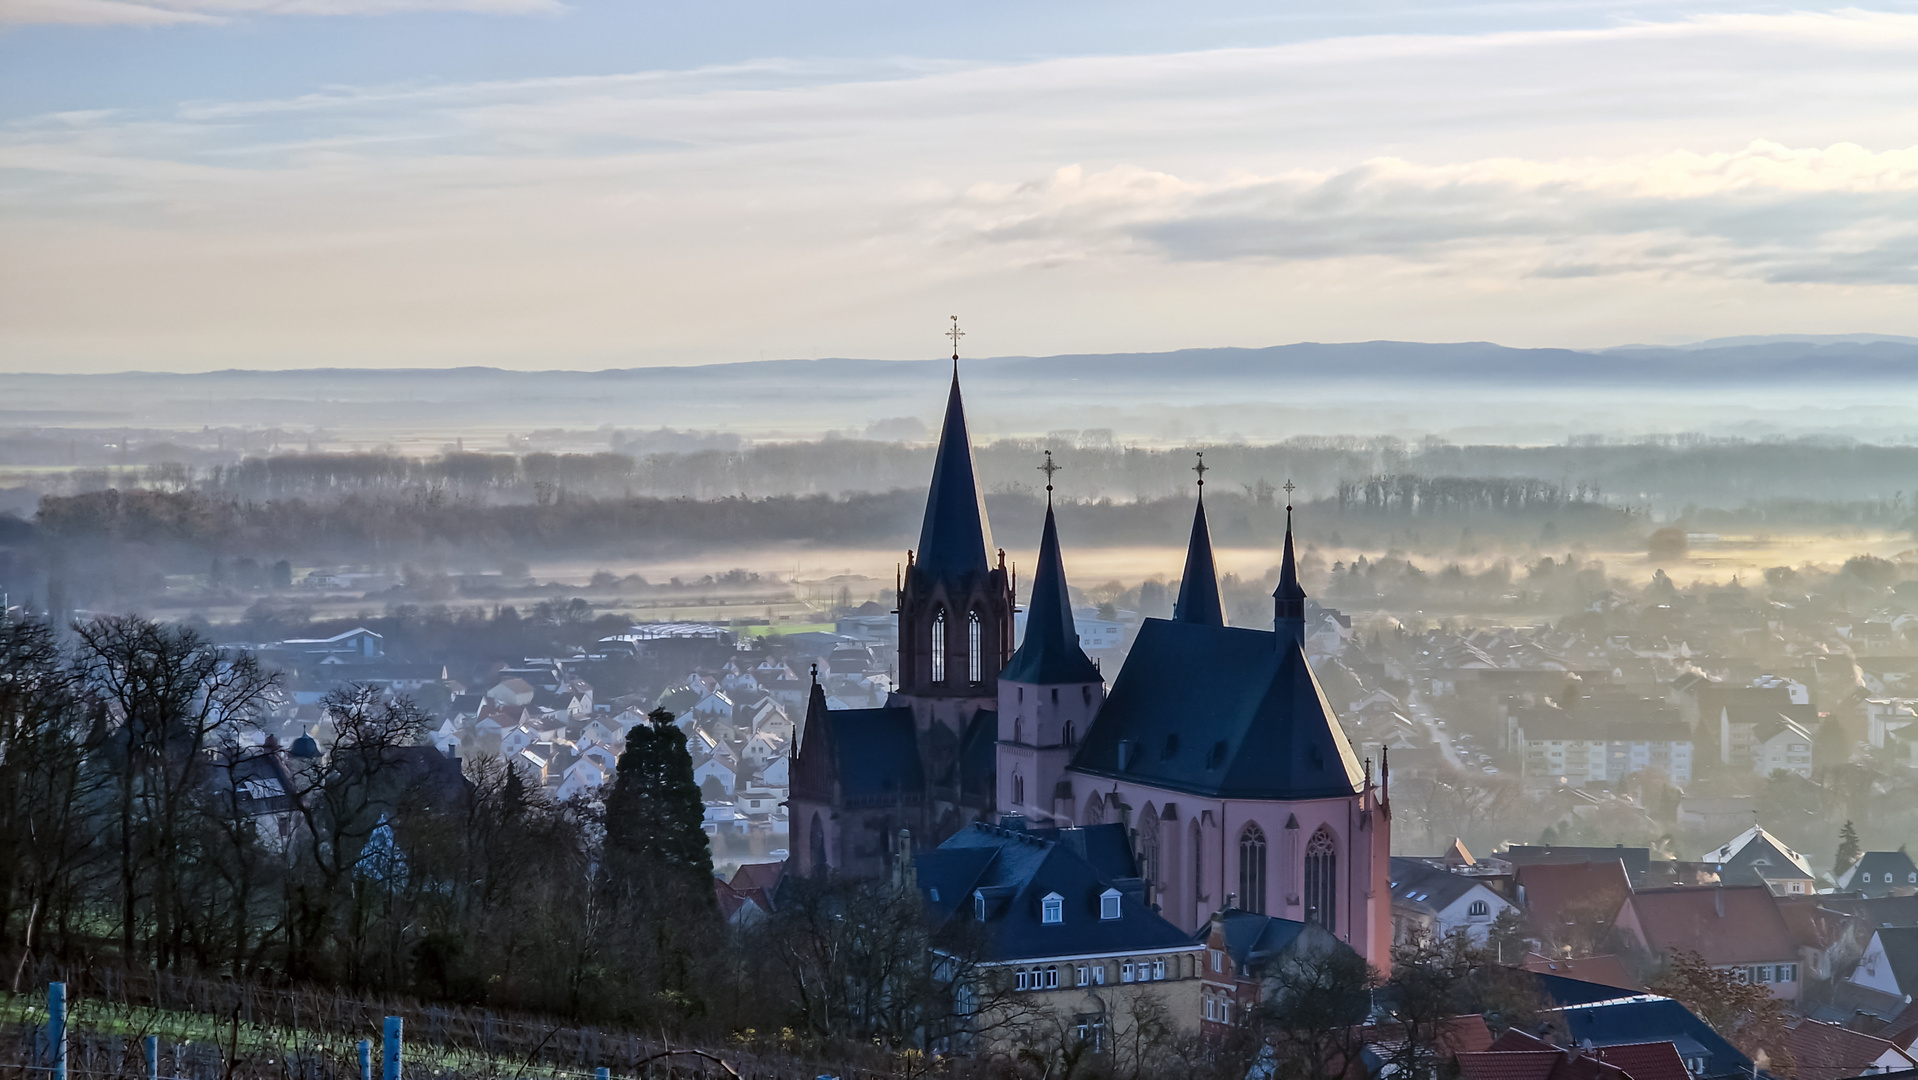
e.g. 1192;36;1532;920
1039;450;1060;502
947;315;964;364
1193;451;1208;488
1282;478;1297;510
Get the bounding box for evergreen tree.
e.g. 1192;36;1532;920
603;708;715;907
1834;820;1862;878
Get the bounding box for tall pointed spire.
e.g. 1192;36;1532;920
1275;479;1306;648
1003;479;1101;685
914;339;992;579
1174;452;1225;626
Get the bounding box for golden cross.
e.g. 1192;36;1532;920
1039;450;1060;492
1193;451;1208;488
947;315;965;359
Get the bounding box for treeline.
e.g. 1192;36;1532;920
0;616;1011;1060
13;434;1918;509
1336;475;1599;515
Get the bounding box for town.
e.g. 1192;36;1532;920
7;360;1918;1080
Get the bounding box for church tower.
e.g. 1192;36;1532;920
1274;489;1306;648
997;453;1104;825
894;323;1015;740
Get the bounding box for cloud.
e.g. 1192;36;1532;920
0;0;561;25
4;9;1918;369
936;145;1918;285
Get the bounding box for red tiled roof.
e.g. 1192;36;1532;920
1519;861;1633;938
730;859;785;894
1788;1020;1918;1080
1592;1041;1691;1080
1458;1050;1563;1080
1621;885;1796;965
1521;953;1639;991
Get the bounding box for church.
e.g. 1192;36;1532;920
789;357;1393;972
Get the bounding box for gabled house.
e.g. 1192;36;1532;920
1700;825;1816;895
1848;927;1918;1008
1749;716;1815;779
1198;908;1351;1039
1388;857;1518;946
1615;886;1803;1000
1785;1019;1918;1080
1837;851;1918;897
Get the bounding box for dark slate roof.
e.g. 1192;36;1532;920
1503;845;1654;882
1071;619;1364;800
1173;495;1226;626
1841;850;1918;894
1002;503;1103;685
1275;508;1304;601
1540;992;1753;1080
1023;822;1138;882
1390;857;1489;912
793;681;925;808
914;372;992;579
916;821;1192;964
1876;927;1918;995
959;708;997;803
1201;909;1344;976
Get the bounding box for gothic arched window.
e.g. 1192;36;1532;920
931;608;948;684
1239;824;1267;914
967;609;983;684
1062;721;1074;746
1305;826;1337;932
1013;772;1025;806
1013;717;1023;744
1138;808;1161;906
1191;819;1205;920
809;813;828;873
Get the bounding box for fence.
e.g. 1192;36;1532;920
2;968;904;1080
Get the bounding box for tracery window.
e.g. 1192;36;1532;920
931;608;947;684
1305;826;1337;932
967;610;983;683
1238;824;1267;914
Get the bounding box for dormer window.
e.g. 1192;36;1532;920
1042;892;1064;924
1101;888;1122;920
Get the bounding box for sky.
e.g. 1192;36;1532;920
3;1;1918;372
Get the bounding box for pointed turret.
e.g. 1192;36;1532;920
1274;494;1306;648
915;371;992;579
1003;502;1102;684
1174;481;1226;626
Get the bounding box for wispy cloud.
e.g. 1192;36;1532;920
0;0;560;26
3;10;1918;368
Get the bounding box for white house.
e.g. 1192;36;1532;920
1387;857;1518;946
1847;927;1918;1002
693;755;737;795
1751;717;1815;778
555;757;607;802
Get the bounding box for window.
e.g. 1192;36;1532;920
1075;965;1090;986
1044;967;1059;989
1121;962;1136;983
1239;824;1268;914
1305;826;1338;933
1153;959;1167;980
1091;965;1105;984
1062;721;1074;745
1013;773;1025;805
1468;899;1490;919
1211;949;1223;973
1204;997;1216;1021
1013;717;1023;744
975;890;987;922
1864;872;1873;883
931;609;947;684
967;610;983;684
1042;892;1063;924
1074;1015;1106;1051
1017;970;1031;991
1101;888;1122;920
1776;963;1797;982
1910;872;1917;884
1221;1000;1232;1024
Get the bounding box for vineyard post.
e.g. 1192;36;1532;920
382;1017;402;1080
146;1035;159;1080
359;1039;371;1080
48;983;67;1080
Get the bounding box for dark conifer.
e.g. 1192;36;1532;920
603;707;715;910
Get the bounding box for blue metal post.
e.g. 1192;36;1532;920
47;983;67;1080
359;1038;372;1080
382;1016;402;1080
145;1034;159;1080
597;1069;610;1080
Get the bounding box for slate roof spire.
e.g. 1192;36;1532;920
1173;452;1225;626
1003;457;1102;685
1274;482;1306;647
914;330;992;579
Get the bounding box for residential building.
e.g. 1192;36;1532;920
1197;908;1351;1040
1837;851;1918;897
1785;1019;1918;1080
1700;825;1816;895
1614;885;1804;1001
915;821;1204;1054
1749;716;1815;779
1387;857;1518;946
